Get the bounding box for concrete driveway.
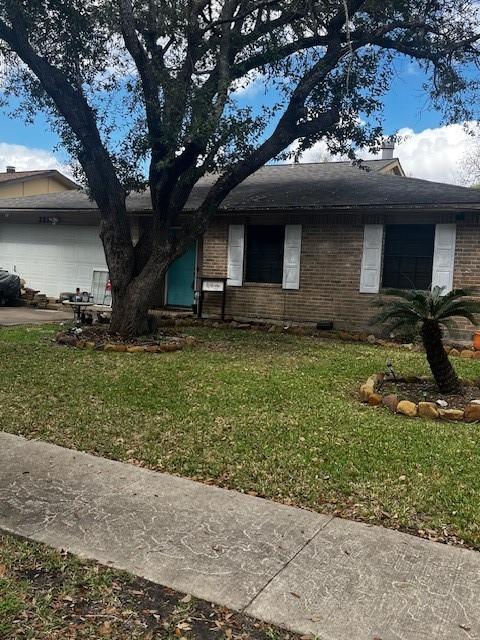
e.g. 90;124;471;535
0;306;72;326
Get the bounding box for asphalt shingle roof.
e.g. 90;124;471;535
0;170;47;184
0;169;79;188
0;160;479;212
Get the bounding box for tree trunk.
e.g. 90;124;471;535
109;271;166;337
421;320;462;394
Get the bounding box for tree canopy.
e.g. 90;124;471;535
0;1;479;335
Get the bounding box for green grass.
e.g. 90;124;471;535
1;323;480;549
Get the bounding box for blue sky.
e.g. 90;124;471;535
0;60;440;145
0;58;475;185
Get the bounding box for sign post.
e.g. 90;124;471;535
198;277;227;321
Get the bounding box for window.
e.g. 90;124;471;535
245;225;284;284
382;224;435;290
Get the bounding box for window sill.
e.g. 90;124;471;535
242;282;283;288
380;287;429;293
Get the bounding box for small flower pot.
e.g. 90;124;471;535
473;331;480;351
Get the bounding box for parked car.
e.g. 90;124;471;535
0;269;21;306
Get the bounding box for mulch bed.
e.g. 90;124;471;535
55;325;195;352
380;378;480;410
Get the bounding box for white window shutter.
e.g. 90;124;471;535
227;224;244;286
359;224;384;293
282;225;302;290
432;223;456;294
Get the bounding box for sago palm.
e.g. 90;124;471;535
373;287;480;394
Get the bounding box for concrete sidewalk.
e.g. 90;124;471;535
0;432;479;639
0;306;71;325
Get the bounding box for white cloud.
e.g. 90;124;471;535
391;124;474;185
230;69;265;97
0;142;71;176
296;123;478;185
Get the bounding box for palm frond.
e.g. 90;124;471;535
374;287;480;333
371;304;421;326
436;297;480;325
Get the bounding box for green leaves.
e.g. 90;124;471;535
374;287;480;333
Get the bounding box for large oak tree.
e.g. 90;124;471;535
0;0;479;335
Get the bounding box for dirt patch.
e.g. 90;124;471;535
380;378;480;410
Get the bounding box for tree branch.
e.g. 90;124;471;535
0;11;134;288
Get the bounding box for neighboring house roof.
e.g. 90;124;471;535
0;169;79;190
338;158;405;175
0;161;479;213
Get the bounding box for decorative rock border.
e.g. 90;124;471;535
359;374;480;423
56;332;196;353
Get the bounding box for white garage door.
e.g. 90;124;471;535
0;223;108;297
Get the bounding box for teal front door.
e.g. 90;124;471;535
166;244;196;307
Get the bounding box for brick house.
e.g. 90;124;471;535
1;156;480;335
192;163;480;334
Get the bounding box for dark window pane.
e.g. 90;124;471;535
382;224;435;290
245;225;284;284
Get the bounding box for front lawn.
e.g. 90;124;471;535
1;324;480;549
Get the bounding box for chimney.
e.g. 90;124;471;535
381;141;395;160
6;166;15;173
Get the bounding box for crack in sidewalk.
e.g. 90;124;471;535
241;514;335;614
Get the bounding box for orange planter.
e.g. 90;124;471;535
473;331;480;351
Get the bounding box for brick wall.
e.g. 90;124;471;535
201;213;480;338
452;221;480;338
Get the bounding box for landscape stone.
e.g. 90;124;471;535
464;403;480;423
449;348;460;357
438;409;464;421
159;343;179;352
365;374;379;388
368;393;382;406
397;400;418;417
127;346;146;353
472;351;480;360
359;384;374;402
461;350;474;359
418;402;439;419
366;334;376;344
104;343;127;352
382;394;399;413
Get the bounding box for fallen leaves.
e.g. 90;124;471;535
98;620;113;636
179;593;192;604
